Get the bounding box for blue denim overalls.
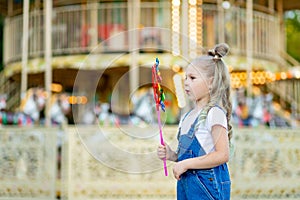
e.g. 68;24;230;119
176;109;231;200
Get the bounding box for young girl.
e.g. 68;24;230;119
157;43;232;200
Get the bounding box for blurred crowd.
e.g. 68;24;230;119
0;88;70;126
80;88;179;126
231;87;290;128
0;86;291;128
0;87;163;127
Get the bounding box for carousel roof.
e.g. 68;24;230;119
3;53;189;77
0;0;299;17
3;53;280;79
281;0;300;11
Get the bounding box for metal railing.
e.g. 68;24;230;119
4;3;280;65
0;71;20;111
267;80;300;121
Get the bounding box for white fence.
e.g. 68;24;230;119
0;127;57;200
0;125;300;199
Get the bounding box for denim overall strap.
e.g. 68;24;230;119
177;111;206;162
177;110;193;141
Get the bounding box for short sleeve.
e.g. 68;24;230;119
178;115;184;128
178;110;192;128
206;106;228;132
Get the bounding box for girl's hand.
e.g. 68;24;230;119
173;161;188;180
157;143;173;161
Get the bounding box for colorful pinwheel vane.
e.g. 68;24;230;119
152;58;168;176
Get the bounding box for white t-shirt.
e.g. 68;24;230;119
179;106;228;154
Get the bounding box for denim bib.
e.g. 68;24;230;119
176;107;231;200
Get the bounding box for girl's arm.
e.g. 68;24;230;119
157;144;178;162
173;125;229;180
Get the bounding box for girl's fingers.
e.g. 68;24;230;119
173;169;180;180
157;145;166;152
157;145;166;159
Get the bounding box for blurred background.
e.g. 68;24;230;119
0;0;300;199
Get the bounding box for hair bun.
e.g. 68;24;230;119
214;43;229;58
208;43;230;59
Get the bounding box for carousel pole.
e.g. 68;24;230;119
21;0;29;102
44;0;53;127
217;0;225;43
43;1;57;197
246;0;253;98
128;0;140;106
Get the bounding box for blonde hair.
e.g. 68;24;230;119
192;43;232;141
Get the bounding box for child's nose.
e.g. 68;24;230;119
184;79;189;86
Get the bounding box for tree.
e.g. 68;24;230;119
285;10;300;62
0;15;3;72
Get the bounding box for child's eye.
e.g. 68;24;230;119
190;76;196;80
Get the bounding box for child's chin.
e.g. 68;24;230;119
187;96;195;101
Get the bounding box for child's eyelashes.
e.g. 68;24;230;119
185;75;196;80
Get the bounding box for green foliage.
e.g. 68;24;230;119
0;14;4;72
285;10;300;62
0;15;3;72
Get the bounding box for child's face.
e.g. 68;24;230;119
184;65;210;103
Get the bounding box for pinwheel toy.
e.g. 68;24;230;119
152;58;168;176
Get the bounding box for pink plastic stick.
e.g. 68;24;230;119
156;105;168;176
